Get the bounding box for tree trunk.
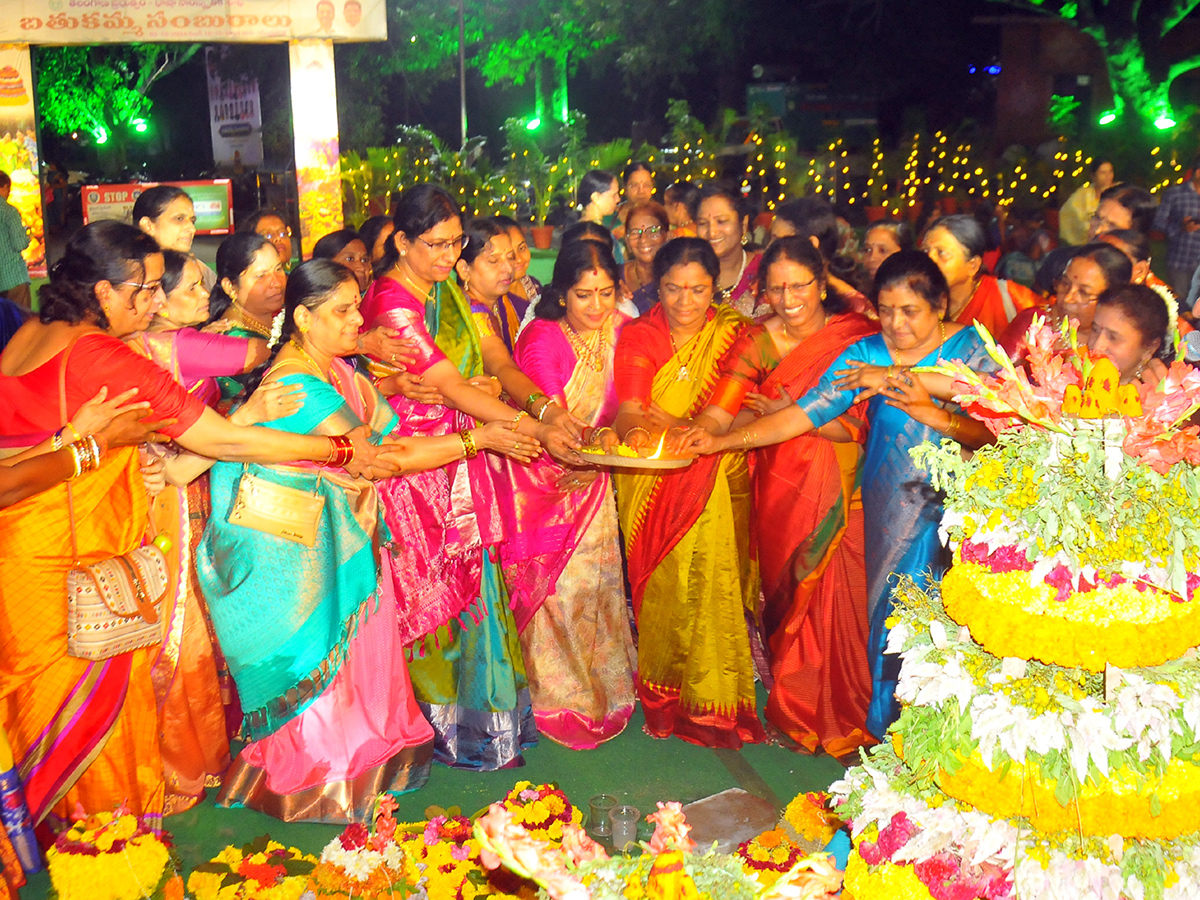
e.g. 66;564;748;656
552;52;569;124
1091;29;1173;126
534;60;546;123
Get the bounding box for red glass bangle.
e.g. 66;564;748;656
327;434;354;466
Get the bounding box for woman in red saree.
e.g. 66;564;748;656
922;215;1040;336
612;237;762;748
686;238;877;757
0;223;383;829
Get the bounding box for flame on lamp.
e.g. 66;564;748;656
647;432;667;459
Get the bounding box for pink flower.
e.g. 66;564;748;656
647;801;696;854
339;823;369;851
450;843;471;861
858;812;916;864
560;823;608;864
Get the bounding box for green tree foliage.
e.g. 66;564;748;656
471;0;616;125
986;0;1200;131
36;44;201;174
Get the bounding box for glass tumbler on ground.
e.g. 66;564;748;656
609;804;640;851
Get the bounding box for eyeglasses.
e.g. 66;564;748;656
116;280;165;300
764;277;819;301
261;228;293;241
1054;276;1100;305
627;225;665;239
417;234;469;255
1088;213;1122;233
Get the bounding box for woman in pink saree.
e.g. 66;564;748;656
504;240;637;748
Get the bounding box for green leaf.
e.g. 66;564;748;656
190;862;234;875
245;834;271;856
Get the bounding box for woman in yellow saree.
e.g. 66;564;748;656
612;237;764;748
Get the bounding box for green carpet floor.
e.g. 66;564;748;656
19;687;844;897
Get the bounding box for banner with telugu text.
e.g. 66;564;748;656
1;0;385;45
206;47;264;168
0;44;45;279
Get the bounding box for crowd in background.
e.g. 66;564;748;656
0;153;1190;862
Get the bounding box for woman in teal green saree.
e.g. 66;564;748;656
199;260;527;821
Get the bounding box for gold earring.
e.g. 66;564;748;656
820;291;827;301
559;298;566;307
298;323;308;334
740;232;750;246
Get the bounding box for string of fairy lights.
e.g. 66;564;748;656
340;131;1191;225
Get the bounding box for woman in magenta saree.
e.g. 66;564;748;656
358;186;570;770
688;238;877;757
503;241;636;749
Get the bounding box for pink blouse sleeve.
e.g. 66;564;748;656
514;320;574;403
360;279;448;374
174;328;252;383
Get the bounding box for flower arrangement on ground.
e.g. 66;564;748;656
498;782;582;842
47;804;182;900
187;836;317;900
474;799;842;900
307;795;427;899
393;805;535;900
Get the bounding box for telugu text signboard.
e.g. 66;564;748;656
82;179;234;234
2;0;385;45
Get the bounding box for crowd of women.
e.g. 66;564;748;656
0;162;1184;857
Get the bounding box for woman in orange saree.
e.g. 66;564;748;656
687;238;877;757
0;223;384;829
612;237;763;748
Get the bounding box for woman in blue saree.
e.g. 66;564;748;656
199;260;527;821
681;251;996;740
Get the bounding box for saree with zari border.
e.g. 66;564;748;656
198;358;434;823
707;313;877;757
0;331;208;827
613;304;764;748
360;276;535;771
504;316;636;749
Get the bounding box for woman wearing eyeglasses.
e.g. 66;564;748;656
998;243;1132;356
359;184;580;770
239;209;295;271
678;237;878;759
622;201;669;302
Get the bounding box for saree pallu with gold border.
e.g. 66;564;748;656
371;277;535;770
0;447;165;825
615;304;764;748
130;329;238;815
504;318;635;749
198;360;434;823
711;314;877;758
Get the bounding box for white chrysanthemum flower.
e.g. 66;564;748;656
1112;672;1182;761
342;849;382;881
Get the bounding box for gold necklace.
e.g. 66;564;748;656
562;321;608;373
890;319;947;367
229;305;272;338
717;249;748;302
393;264;433;301
289;339;331;381
668;328;702;381
948;278;981;322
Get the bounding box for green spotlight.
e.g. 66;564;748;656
1154;114;1177;130
132;118;149;134
1097;110;1117;126
525;117;542;131
93;126;109;144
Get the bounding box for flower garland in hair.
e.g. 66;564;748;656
1147;281;1182;360
269;311;285;348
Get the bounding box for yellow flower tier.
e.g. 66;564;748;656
928;746;1200;840
842;848;933;900
941;560;1200;671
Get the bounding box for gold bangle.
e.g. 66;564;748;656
67;443;82;479
526;391;547;412
64;423;81;442
624;425;651;442
459;429;478;459
945;411;958;437
535;398;554;422
51;428;64;451
741;430;754;450
513;409;530;424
